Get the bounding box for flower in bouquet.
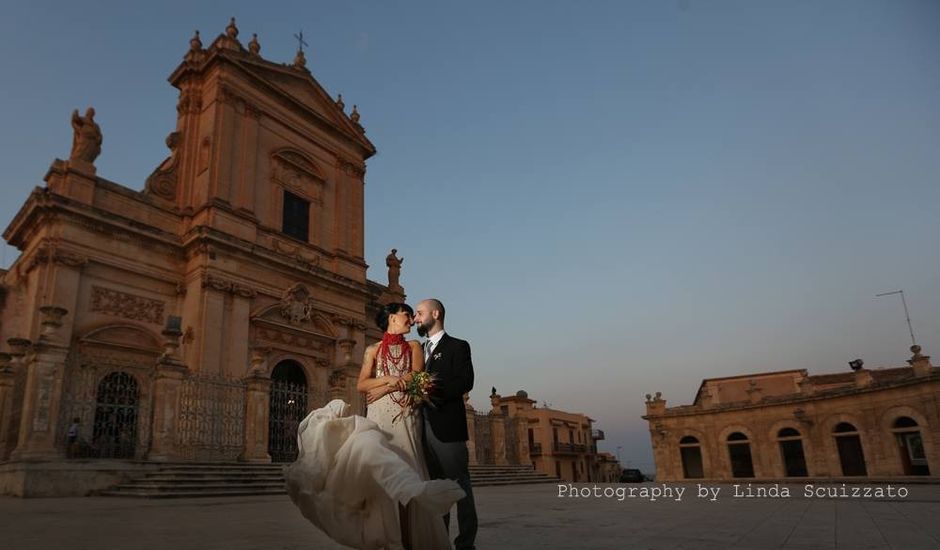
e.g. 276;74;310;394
392;371;438;422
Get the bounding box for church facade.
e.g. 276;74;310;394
644;346;939;481
0;20;404;495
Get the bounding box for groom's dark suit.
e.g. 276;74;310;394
423;332;477;550
424;334;473;441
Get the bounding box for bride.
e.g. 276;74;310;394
285;302;462;550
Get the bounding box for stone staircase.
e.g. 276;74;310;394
99;462;557;498
469;464;559;487
98;463;286;498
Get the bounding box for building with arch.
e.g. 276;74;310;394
644;346;939;481
0;20;402;495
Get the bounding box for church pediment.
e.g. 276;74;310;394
232;58;375;155
250;283;337;338
250;290;337;358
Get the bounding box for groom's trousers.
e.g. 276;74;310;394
423;416;478;550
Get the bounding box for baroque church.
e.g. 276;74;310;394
0;19;406;494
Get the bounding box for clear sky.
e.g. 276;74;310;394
1;1;938;471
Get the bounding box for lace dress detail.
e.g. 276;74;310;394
365;340;454;549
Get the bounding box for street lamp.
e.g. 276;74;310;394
616;446;622;463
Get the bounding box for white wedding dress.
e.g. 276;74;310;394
286;380;462;548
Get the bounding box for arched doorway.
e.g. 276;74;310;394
92;371;139;459
679;435;704;479
892;417;929;475
727;432;755;478
833;422;867;476
268;360;308;462
777;427;808;477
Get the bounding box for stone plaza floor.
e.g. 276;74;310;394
4;482;940;549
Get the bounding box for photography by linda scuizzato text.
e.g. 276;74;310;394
556;483;911;502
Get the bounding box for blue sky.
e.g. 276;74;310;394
1;1;938;471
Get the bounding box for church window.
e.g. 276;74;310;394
282;190;309;241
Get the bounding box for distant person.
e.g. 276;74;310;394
66;417;81;458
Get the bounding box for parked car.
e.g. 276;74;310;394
620;468;644;483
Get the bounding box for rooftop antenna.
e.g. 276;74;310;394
876;289;917;346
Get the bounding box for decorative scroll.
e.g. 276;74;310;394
91;286;165;325
144;132;181;200
202;274;257;298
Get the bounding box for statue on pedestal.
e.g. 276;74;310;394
69;108;102;165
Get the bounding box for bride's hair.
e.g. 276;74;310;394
374;302;414;331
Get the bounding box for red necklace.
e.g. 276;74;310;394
378;332;410;376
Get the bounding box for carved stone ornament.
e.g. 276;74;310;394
253;327;329;353
335;157;366;179
272;239;320;266
26;241;88;273
329;313;368;331
271;150;324;206
201;274;257;298
145;131;181;200
176;88;203;115
280;283;315;324
90;285;166;325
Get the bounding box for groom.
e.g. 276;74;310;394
414;298;477;550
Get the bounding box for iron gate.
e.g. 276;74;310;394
92;371;139;459
268;379;307;462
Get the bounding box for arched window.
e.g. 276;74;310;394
891;416;929;475
679;435;704;479
832;421;867;476
726;432;755;478
894;417;918;429
777;427;808;477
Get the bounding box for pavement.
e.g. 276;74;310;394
4;482;940;549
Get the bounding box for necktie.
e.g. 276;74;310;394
424;340;432;361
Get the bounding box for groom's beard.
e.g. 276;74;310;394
416;321;433;337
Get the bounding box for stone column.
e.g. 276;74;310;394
515;417;530;465
0;353;15;459
148;320;190;461
241;347;272;463
464;396;477;466
333;337;357;402
11;307;70;460
491;414;508;465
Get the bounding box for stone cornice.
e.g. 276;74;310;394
643;372;940;421
3;185;182;252
168;48;374;160
180;226;372;299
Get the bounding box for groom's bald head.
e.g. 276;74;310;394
415;299;445;336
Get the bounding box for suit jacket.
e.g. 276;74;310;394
423;333;474;443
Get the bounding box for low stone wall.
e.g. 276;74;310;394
0;460;157;497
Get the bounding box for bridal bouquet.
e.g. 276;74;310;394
393;371;437;422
